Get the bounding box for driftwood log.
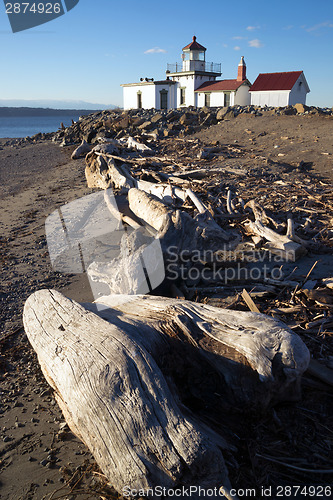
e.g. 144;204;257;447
23;289;310;496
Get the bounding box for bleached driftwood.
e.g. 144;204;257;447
244;200;307;261
88;188;239;294
85;151;187;204
23;289;309;496
127;136;152;152
23;290;230;496
71;139;91;159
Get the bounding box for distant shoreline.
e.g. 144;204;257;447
0;107;104;117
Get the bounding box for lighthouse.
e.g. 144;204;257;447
166;36;222;107
121;36;252;109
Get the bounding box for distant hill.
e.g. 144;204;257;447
0;99;117;110
0;107;108;117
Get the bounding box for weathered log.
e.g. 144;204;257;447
90;293;310;408
23;290;309;496
88;188;240;294
23;289;230;496
71;139;91;159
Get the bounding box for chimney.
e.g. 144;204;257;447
237;56;246;81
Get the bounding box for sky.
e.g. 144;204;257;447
0;0;333;108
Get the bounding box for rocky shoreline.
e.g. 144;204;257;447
1;103;332;149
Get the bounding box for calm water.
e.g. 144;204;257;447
0;114;85;138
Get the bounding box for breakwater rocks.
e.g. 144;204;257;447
3;103;333;147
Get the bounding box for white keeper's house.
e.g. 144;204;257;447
249;71;310;107
121;36;252;110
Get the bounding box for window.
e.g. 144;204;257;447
224;92;230;107
204;93;211;107
137;91;142;109
160;90;168;110
180;88;186;106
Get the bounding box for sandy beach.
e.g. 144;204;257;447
1;111;332;499
0;141;102;499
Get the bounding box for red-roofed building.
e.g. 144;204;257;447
249;71;310;106
194;57;251;107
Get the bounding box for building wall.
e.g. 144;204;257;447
234;84;251;105
154;84;177;109
176;75;196;107
122;84;156;110
195;85;250;107
250;90;290;107
288;74;308;105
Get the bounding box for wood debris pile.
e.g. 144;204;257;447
61;134;333;493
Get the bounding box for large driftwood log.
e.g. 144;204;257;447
23;290;230;496
23;290;309;496
87;188;240;294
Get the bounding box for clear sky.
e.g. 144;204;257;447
1;0;333;107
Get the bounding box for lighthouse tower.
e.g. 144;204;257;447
166;36;222;107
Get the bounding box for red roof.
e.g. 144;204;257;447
183;36;206;51
249;71;303;92
195;79;248;92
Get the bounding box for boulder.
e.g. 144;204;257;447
281;106;297;116
179;112;198;126
294;103;309;114
138;121;154;131
216;107;231;120
114;116;130;130
150;113;164;124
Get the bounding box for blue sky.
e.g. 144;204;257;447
0;0;333;107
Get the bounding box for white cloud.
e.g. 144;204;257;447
246;25;260;31
306;21;333;32
144;47;167;54
234;46;241;51
248;39;264;48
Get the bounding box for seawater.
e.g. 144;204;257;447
0;114;85;138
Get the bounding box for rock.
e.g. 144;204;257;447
138;121;154;130
150;113;164;124
294;103;309;114
216;107;229;120
165;110;179;122
179;112;197;126
114;116;130;130
83;128;98;143
201;106;211;115
200;113;217;127
281;106;297;115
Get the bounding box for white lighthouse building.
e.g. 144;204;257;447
121;36;252;110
